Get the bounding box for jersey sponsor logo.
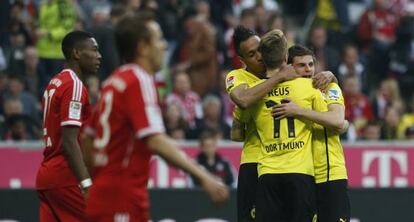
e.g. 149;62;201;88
328;88;340;100
69;101;82;120
226;75;235;89
265;141;305;153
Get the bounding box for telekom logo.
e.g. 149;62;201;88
362;151;408;187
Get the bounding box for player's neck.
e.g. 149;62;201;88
134;58;154;75
266;68;280;78
64;62;83;80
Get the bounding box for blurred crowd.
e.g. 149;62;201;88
1;0;414;142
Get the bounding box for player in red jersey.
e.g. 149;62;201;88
36;31;101;222
84;12;229;222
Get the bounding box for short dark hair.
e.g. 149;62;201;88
287;45;315;64
115;11;154;63
232;25;256;57
61;31;94;59
259;29;287;70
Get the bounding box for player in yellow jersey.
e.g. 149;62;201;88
253;30;327;222
225;25;299;222
272;45;350;222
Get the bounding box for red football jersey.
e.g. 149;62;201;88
36;69;91;190
87;64;164;215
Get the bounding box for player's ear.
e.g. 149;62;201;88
72;48;81;60
137;39;149;57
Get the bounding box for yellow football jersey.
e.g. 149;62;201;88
252;78;326;176
226;69;262;164
312;82;348;183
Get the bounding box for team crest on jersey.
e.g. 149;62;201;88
328;88;340;100
69;101;82;120
226;75;235;89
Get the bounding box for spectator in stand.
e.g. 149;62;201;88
397;95;414;139
195;95;230;139
89;4;126;81
78;0;111;31
225;8;256;69
157;0;183;64
361;121;382;141
373;78;404;120
3;75;40;122
165;70;203;130
0;98;23;138
163;102;188;141
308;0;350;48
253;4;271;36
337;44;368;94
382;106;401;139
172;8;218;97
21;46;47;100
389;15;414;97
3;114;36;141
307;25;340;73
5;1;33;76
342;76;375;136
192;130;234;187
358;0;399;89
267;13;295;47
36;0;76;80
1;98;40;141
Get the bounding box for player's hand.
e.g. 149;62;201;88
271;99;302;119
201;175;229;206
276;64;299;81
312;71;337;90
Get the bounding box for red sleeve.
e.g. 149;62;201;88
125;73;165;139
60;77;88;127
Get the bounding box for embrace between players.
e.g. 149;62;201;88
226;26;350;222
34;8;349;222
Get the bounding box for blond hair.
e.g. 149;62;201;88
259;29;287;70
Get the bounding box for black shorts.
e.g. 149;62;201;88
237;163;258;222
256;173;317;222
316;179;350;222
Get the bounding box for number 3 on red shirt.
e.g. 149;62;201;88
94;91;113;149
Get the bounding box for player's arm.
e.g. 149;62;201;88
230;118;245;142
62;126;92;195
272;99;345;131
230;65;298;108
146;134;229;205
80;132;94;174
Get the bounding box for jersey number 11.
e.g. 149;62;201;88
265;100;295;138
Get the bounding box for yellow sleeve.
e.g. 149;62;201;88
225;70;247;94
233;106;251;123
324;82;344;106
312;88;327;112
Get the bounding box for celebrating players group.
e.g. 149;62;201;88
35;9;350;222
